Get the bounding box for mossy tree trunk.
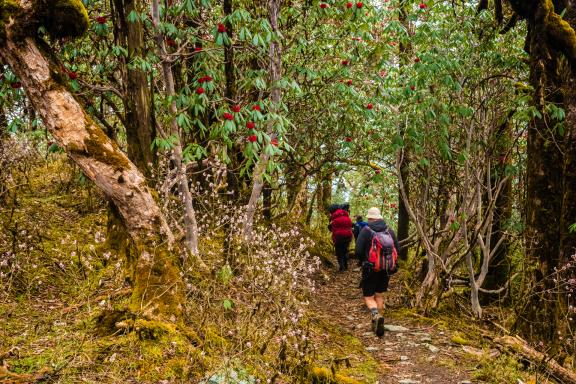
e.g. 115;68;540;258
107;0;156;271
502;0;576;345
0;3;183;322
111;0;155;177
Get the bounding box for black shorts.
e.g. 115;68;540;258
361;270;390;297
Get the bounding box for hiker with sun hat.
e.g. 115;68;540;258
355;207;399;337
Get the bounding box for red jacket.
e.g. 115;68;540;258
329;209;353;242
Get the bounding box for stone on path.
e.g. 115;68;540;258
398;379;420;384
426;343;440;353
400;355;409;361
384;324;409;332
365;346;379;352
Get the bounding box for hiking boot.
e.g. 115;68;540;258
375;315;385;337
371;313;379;333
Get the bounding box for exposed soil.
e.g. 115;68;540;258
314;262;479;384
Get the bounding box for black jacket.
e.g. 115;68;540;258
354;220;400;263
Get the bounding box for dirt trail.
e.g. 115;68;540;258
315;265;478;384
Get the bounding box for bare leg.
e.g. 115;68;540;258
364;296;378;311
374;292;385;312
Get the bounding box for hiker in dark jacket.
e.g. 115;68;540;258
355;207;399;337
328;205;353;271
353;215;368;242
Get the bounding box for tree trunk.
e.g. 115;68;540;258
0;9;183;321
116;0;155;178
481;118;512;303
396;4;412;262
223;0;236;103
509;0;576;346
151;0;201;265
0;105;7;203
107;0;156;268
243;0;281;240
321;171;332;213
262;181;272;222
397;155;410;261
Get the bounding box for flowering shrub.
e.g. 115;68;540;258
156;164;322;379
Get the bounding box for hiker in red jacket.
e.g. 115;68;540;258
328;204;353;271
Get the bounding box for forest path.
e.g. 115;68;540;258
314;263;479;384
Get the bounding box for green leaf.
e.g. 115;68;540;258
223;299;233;310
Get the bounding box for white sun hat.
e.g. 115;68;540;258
366;207;383;220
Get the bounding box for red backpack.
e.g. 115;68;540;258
367;228;398;274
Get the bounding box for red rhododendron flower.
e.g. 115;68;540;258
223;112;234;120
246;121;255;129
419;3;427;9
347;80;353;85
232;105;241;113
252;105;261;111
68;71;78;80
217;23;226;33
271;138;279;146
194;47;202;52
320;3;328;8
345;137;352;142
410;85;415;91
341;59;350;65
346;2;353;8
10;82;21;89
367;103;373;110
196;87;205;94
248;135;257;143
356;2;363;8
375;169;381;174
96;16;107;24
414;57;420;63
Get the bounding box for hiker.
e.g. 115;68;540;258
355;207;399;337
328;204;353;271
353;215;368;242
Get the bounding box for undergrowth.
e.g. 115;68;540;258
1;152;369;383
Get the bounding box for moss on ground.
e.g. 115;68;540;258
309;316;381;383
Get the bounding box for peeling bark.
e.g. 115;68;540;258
0;7;183;321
